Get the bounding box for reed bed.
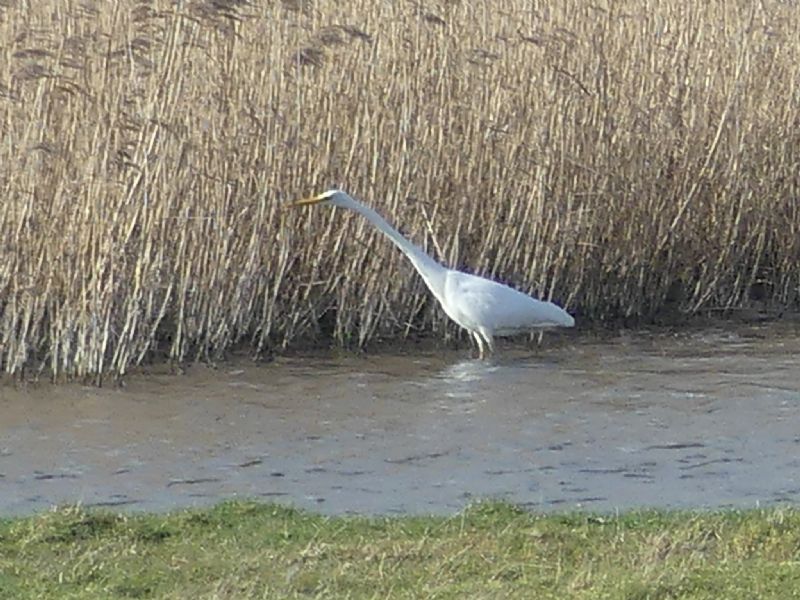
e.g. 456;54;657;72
1;0;799;378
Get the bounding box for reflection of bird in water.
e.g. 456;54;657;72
289;189;575;358
439;359;499;383
432;360;500;403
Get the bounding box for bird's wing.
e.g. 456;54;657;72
445;271;571;334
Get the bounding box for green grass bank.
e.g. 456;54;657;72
1;501;799;599
2;1;800;377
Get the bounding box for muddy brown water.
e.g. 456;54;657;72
2;324;799;516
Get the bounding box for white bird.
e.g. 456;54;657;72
289;189;575;358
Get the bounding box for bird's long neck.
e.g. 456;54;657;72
343;202;447;290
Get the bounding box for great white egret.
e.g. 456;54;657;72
290;189;575;358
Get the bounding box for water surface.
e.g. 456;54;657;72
2;324;799;515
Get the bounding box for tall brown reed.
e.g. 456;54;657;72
1;0;799;378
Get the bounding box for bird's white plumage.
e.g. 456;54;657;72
290;189;574;358
443;271;574;334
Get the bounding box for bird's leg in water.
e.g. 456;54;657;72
479;329;495;360
471;331;485;360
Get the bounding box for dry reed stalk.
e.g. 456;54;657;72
0;0;799;378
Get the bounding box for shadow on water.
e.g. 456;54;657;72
1;322;799;515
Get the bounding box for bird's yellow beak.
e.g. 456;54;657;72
287;193;326;208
